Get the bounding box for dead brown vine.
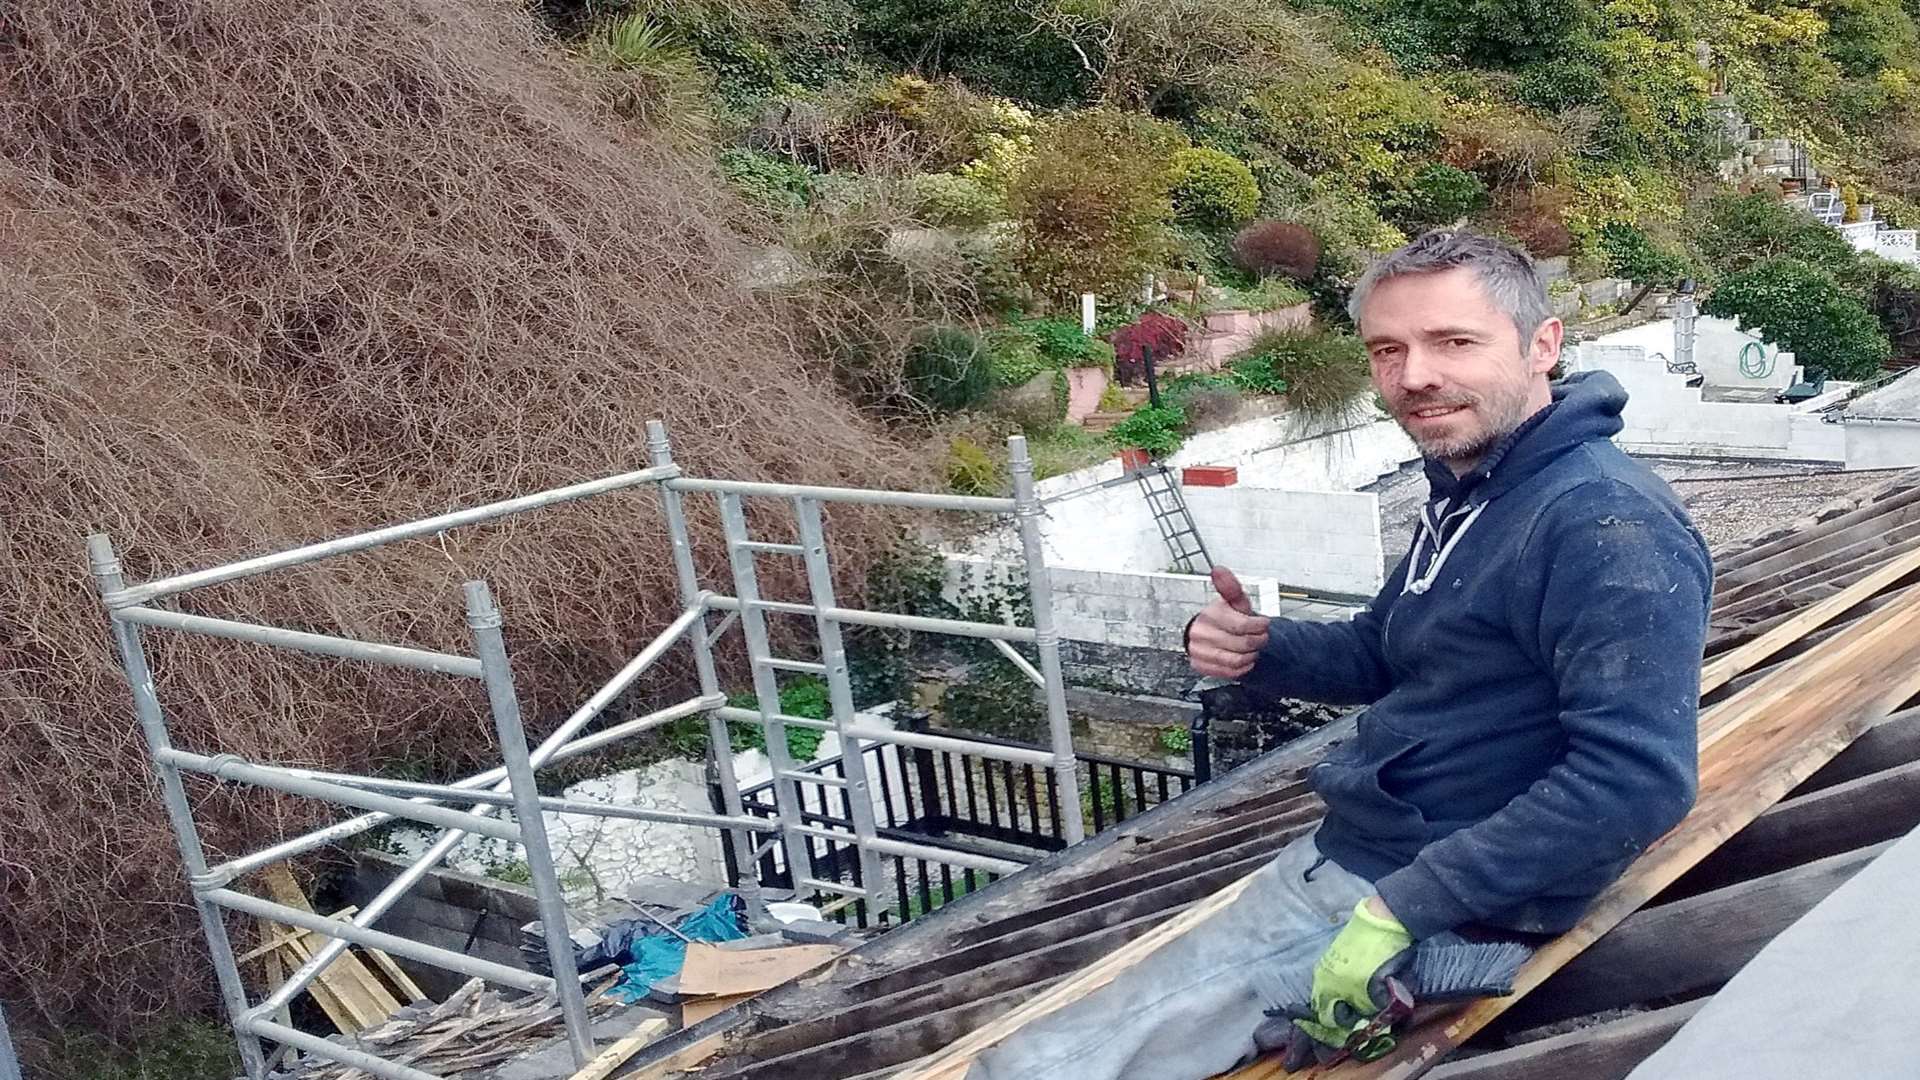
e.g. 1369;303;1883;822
0;0;927;1049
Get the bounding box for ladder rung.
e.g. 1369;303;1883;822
780;769;848;788
760;657;827;675
738;541;805;556
797;876;869;899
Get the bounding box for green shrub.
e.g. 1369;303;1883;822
722;677;830;760
1025;421;1115;479
985;326;1048;386
1170;148;1260;228
1169;378;1241;430
41;1019;241;1080
947;435;1006;494
1386;163;1490;231
1209;277;1311;313
908;172;1004;227
1023;317;1117;369
717;148;814;211
1228;329;1372;424
1597;223;1689;284
904;326;995;411
1008;109;1180;300
1699;193;1860;278
1109;403;1188;454
855;0;1096;107
1703;258;1892;381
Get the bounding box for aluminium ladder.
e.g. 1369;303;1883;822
717;494;887;910
1133;463;1212;575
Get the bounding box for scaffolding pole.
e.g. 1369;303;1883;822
88;421;1087;1078
464;581;594;1067
87;535;270;1080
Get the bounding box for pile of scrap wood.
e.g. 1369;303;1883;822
888;468;1920;1080
246;865;427;1046
277;977;625;1079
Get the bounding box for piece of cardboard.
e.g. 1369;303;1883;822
681;991;756;1026
676;942;843;997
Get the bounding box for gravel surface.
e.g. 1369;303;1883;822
1365;455;1902;571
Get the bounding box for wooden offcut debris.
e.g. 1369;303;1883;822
283;977;625;1080
247;865;426;1040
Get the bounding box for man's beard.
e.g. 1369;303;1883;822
1393;380;1536;465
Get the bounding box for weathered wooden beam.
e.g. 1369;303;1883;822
1792;706;1920;794
1426;1000;1704;1080
1700;542;1920;693
1497;841;1887;1031
1666;758;1920;900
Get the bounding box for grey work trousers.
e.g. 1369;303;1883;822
967;832;1374;1080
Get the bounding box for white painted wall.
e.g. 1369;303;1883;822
1581;316;1798;392
1569;347;1845;462
1168;413;1418;492
943;555;1349;652
1184;487;1385;597
390;707;906;903
1845;421;1920;468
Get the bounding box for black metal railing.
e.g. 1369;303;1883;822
714;715;1206;928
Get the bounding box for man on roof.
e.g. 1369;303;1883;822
969;230;1712;1080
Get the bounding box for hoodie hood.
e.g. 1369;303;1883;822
1402;370;1629;598
1422;370;1628;504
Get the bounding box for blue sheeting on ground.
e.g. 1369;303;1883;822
582;895;748;1004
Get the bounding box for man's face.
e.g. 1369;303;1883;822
1359;267;1561;471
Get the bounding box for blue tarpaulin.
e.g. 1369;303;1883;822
597;895;748;1004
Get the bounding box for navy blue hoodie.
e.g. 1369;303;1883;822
1245;371;1711;940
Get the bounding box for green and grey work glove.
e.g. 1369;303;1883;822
1294;899;1414;1051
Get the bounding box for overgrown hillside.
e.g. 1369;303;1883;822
571;0;1920;424
0;0;924;1056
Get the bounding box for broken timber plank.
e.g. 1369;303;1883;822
568;1017;669;1080
1699;541;1920;692
261;864;403;1030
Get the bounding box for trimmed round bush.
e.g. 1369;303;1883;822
1230;220;1323;280
905;326;995;411
1703;258;1891;381
1390;163;1490;231
1170;147;1260;228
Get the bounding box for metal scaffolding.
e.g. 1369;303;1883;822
88;421;1084;1080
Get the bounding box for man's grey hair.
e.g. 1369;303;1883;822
1347;230;1552;346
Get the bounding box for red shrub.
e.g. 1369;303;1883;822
1110;311;1188;384
1230;221;1322;281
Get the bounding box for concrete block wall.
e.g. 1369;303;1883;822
944;554;1282;651
1572;346;1844;463
1580;316;1798;392
1184;486;1385;597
